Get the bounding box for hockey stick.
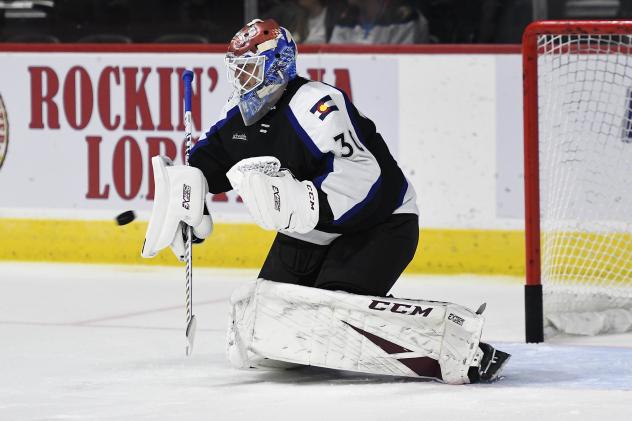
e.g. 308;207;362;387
182;69;197;356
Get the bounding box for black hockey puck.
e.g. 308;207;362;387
116;210;136;226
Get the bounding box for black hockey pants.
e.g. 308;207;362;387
259;213;419;296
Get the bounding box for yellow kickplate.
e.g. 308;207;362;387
0;219;525;275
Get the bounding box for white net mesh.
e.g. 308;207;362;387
537;33;632;335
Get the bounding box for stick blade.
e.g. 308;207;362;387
185;315;197;356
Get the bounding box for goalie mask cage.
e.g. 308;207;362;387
523;21;632;342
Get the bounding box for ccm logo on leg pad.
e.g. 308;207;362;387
369;299;433;317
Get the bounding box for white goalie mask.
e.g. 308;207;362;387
225;55;266;97
225;18;298;126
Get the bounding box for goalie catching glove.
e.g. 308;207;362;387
141;155;213;261
227;157;319;234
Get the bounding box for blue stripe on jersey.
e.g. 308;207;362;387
191;106;240;155
313;152;334;189
397;178;408;208
333;176;382;225
285;107;324;159
340;90;368;147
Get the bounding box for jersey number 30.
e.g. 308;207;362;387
334;131;365;157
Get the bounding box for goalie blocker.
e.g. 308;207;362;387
141;155;213;261
228;280;510;384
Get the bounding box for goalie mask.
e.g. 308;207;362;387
225;19;297;126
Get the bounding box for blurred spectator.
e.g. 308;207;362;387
564;0;619;18
0;0;57;42
16;0;241;43
299;0;345;43
18;0;632;46
261;1;305;41
329;0;430;44
261;0;343;43
299;0;328;43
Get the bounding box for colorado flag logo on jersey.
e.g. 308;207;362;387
310;95;339;121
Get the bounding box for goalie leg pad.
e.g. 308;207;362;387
227;279;485;384
141;155;211;260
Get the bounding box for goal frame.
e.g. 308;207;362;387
522;20;632;343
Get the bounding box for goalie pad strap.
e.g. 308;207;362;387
227;280;485;384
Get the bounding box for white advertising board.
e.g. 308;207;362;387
0;46;531;230
0;49;399;218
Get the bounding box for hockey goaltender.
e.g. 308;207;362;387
141;19;510;384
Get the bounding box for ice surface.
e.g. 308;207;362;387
1;263;631;421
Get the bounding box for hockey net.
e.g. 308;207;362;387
523;21;632;339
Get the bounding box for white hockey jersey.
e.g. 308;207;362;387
190;77;418;245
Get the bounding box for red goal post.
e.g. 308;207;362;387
523;20;632;343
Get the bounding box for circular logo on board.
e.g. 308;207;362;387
0;93;7;170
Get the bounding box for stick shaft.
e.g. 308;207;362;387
182;69;196;356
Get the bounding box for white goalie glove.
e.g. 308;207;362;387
141;155;213;261
227;157;319;234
